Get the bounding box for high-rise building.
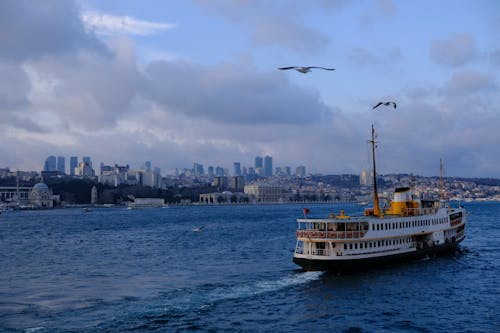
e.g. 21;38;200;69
56;156;65;174
193;163;204;176
70;156;78;176
215;166;224;177
264;155;273;177
144;161;152;170
44;156;56;172
254;156;263;169
208;166;214;178
233;162;241;176
230;176;245;191
82;156;92;168
296;166;306;178
360;169;372;186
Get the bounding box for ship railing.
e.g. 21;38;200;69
296;230;366;240
311;249;328;256
402;207;438;216
294;245;304;254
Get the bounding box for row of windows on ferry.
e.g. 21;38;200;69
342;237;413;250
371;217;448;231
310;217;448;232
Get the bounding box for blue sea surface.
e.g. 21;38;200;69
0;202;498;332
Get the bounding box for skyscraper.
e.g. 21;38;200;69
296;165;306;178
83;156;92;168
233;162;241;176
56;156;65;174
254;156;263;169
193;163;204;176
264;155;273;177
70;156;78;176
44;156;56;172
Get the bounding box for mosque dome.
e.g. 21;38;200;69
33;183;49;191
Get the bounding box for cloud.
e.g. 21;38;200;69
144;59;330;125
440;70;497;97
489;48;500;67
430;34;478;67
348;47;403;66
194;0;332;54
251;15;330;54
82;11;176;36
0;0;106;62
377;0;397;16
0;65;31;111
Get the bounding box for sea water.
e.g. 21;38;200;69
0;202;498;332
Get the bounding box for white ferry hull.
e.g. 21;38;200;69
293;236;464;271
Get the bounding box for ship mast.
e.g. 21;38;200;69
440;158;444;199
370;124;381;216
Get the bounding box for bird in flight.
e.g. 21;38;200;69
277;66;335;74
372;101;397;110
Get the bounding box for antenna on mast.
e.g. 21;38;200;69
440;158;444;200
370;124;381;216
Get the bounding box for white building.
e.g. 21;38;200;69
29;183;54;208
244;184;289;203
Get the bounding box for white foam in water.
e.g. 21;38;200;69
204;271;323;305
161;271;323;313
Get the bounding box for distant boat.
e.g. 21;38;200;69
293;126;467;271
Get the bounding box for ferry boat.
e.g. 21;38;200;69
293;125;467;271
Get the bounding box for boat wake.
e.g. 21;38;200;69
134;271;324;323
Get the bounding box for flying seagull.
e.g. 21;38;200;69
372;101;397;110
278;66;335;74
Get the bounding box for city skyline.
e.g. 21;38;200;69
34;153;304;178
0;1;499;178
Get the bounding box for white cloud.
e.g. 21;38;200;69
82;11;176;36
430;34;478;67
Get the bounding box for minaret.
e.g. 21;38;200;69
91;186;98;206
16;170;20;205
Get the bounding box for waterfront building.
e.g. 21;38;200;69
29;182;54;208
199;191;248;204
0;186;31;204
244;184;289;203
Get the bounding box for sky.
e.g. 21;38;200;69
1;0;499;177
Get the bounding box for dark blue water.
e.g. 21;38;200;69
0;202;498;332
